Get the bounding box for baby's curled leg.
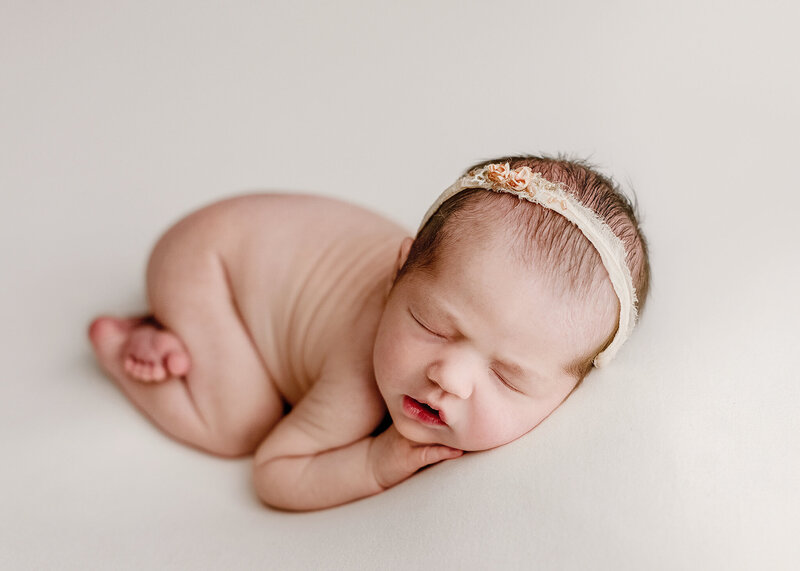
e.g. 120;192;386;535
89;205;284;457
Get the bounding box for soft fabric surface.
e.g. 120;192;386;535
2;1;797;569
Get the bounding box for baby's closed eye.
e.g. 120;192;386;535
490;367;521;392
408;309;447;339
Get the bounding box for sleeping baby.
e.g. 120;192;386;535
88;155;650;511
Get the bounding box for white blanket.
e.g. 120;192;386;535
1;1;797;569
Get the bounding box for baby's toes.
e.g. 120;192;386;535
165;352;191;377
124;355;165;382
138;360;166;382
130;359;150;381
123;355;138;377
148;362;167;381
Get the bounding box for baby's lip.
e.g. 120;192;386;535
406;395;448;426
422;399;448;425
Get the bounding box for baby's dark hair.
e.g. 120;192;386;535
397;155;651;370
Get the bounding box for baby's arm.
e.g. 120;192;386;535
252;370;461;511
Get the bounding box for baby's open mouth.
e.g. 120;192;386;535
402;396;446;426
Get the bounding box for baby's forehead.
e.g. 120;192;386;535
426;217;616;325
441;192;610;292
438;206;546;269
440;194;544;251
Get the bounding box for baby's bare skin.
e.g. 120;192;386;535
206;193;407;405
90;188;616;511
90;194;407;455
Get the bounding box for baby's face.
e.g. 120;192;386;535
373;232;606;452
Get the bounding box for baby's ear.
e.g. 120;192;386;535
392;237;414;282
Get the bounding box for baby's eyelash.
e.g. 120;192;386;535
409;310;445;338
491;368;519;392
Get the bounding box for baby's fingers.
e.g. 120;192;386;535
416;444;463;467
369;427;464;490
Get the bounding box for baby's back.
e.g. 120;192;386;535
184;193;408;403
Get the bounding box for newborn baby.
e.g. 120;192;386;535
88;155;650;511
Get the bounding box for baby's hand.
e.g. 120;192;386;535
367;424;463;490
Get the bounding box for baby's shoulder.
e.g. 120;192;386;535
197;192;408;264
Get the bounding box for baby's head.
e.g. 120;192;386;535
373;155;650;451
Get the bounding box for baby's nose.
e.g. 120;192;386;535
426;353;476;400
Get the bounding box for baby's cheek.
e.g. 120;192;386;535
461;409;506;450
372;331;406;388
467;405;530;450
375;338;401;373
379;323;415;366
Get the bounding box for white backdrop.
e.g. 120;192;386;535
1;1;798;569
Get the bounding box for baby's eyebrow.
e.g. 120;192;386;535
431;304;463;331
494;358;526;379
494;356;554;390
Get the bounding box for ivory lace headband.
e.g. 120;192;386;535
419;162;638;368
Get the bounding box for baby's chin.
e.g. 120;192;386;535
391;417;519;452
391;415;454;447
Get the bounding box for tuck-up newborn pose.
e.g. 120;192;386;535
89;155;650;511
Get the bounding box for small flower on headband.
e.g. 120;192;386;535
506;166;533;191
483;163;535;193
485;163;511;183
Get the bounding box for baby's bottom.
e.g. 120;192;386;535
88;206;283;457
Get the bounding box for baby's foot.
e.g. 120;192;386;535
88;316;191;382
122;320;191;381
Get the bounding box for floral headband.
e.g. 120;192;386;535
418;162;638;368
